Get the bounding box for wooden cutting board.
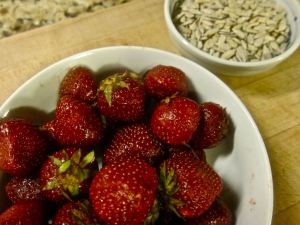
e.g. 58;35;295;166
0;0;299;224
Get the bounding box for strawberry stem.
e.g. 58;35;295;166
159;162;183;218
144;199;160;225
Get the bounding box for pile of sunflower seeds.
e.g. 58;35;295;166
0;0;129;39
173;0;291;62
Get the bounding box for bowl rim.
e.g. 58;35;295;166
164;0;300;68
0;45;274;225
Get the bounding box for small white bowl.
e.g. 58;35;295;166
164;0;300;76
0;46;273;224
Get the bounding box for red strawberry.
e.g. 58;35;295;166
103;123;164;165
184;198;232;225
0;200;44;225
190;102;229;149
97;71;145;122
42;95;104;147
60;66;98;104
52;200;100;225
150;96;201;145
167;145;206;162
0;119;48;176
5;177;43;203
89;157;159;225
159;150;222;218
144;65;188;99
39;147;97;202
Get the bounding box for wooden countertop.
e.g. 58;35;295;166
0;0;299;224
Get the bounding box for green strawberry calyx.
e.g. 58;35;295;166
44;149;96;200
99;71;141;106
144;199;160;225
161;92;179;104
159;162;183;218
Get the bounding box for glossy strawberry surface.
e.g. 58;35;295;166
160;150;222;218
97;72;145;122
43;95;104;147
52;200;100;225
5;177;43;203
90;157;159;225
150;96;201;145
0;119;48;176
103;123;164;165
144;65;188;99
184;198;232;225
0;200;44;225
191;102;229;149
60;66;98;104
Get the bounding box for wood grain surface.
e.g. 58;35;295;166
0;0;299;224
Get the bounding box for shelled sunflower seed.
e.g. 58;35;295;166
173;0;291;62
0;0;129;39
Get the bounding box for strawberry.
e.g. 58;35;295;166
167;145;206;162
42;95;104;147
59;66;98;104
144;65;188;99
184;198;232;225
0;200;44;225
103;123;164;166
89;157;159;225
0;119;48;176
52;200;100;225
39;147;97;202
150;96;201;145
190;102;229;149
159;150;222;218
97;71;145;122
5;177;43;203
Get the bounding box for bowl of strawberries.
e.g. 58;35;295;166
0;46;273;225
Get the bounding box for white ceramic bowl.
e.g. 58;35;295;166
164;0;300;76
0;46;273;224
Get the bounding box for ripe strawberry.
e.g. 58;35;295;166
103;123;164;165
39;147;97;202
89;157;159;225
167;145;206;162
42;95;104;147
0;119;48;176
150;96;201;145
97;71;145;122
52;200;100;225
59;66;98;104
190;102;229;149
184;198;232;225
0;200;44;225
144;65;188;99
5;177;43;203
159;150;222;218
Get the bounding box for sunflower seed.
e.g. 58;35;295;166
0;0;130;39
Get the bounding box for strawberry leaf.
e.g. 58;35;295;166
50;156;62;167
144;199;159;225
61;190;73;201
68;184;80;196
43;179;58;191
80;151;95;168
104;85;113;106
71;149;82;164
59;160;71;173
